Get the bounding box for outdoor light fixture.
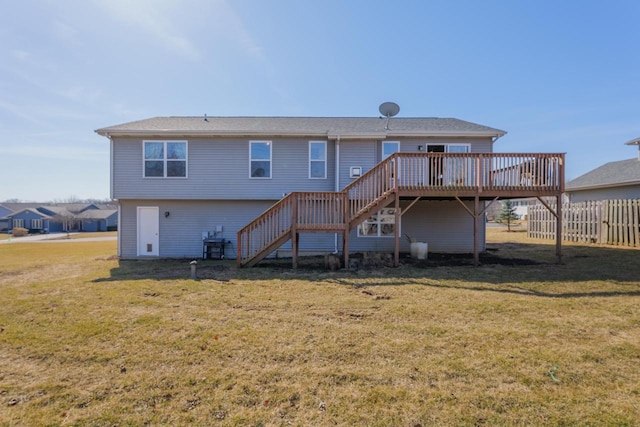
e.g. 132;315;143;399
164;211;170;218
418;145;424;151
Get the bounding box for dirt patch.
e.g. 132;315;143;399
259;251;540;271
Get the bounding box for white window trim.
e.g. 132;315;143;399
357;208;400;238
249;140;272;179
32;219;44;229
446;143;471;153
308;140;327;179
12;218;25;229
425;143;471;153
142;140;188;179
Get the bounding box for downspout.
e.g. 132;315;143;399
109;135;114;200
334;135;341;253
109;134;122;257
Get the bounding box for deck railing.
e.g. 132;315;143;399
294;192;346;230
485;153;564;191
237;193;294;264
237;152;565;266
344;156;396;220
394;152;564;192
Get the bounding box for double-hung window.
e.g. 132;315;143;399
12;219;25;229
144;141;187;178
250;141;272;178
357;208;398;237
309;141;326;179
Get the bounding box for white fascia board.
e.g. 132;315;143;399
385;131;506;139
96;129;332;138
97;129;506;140
566;179;640;191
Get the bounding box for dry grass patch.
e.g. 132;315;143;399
1;238;639;425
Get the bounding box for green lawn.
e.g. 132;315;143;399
0;236;639;425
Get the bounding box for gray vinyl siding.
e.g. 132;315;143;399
347;200;483;254
113;137;336;200
568;185;640;202
119;199;482;259
114;136;493;198
119;199;278;259
339;140;378;190
115;135;493;258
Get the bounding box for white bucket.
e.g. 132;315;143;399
410;242;428;260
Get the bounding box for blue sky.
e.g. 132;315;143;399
1;0;639;201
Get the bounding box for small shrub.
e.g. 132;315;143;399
12;227;28;237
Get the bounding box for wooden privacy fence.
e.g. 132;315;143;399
528;199;640;247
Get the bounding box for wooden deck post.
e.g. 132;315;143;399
394;190;400;267
473;195;480;266
343;229;349;269
556;194;563;264
343;193;350;268
291;194;298;269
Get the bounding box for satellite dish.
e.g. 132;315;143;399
379;102;400;118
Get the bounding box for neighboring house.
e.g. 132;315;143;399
1;203;42;233
77;208;118;232
0;205;13;218
6;208;53;233
565;137;640;202
0;205;12;232
36;206;78;232
3;202;118;234
96;115;565;266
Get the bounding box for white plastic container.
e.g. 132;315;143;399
410;242;428;260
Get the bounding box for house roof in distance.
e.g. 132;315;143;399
6;208;53;219
624;136;640;145
96;116;506;139
77;209;118;219
566;158;640;191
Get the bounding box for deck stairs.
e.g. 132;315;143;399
237;152;564;267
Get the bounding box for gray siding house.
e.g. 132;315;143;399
96;116;565;265
566;137;640;202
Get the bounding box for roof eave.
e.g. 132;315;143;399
96;129;507;140
565;179;640;192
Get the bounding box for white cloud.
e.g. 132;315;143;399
52;19;81;45
206;1;266;62
0;100;50;127
93;0;201;60
0;98;100;124
0;130;107;161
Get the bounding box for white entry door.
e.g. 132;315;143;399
137;206;159;256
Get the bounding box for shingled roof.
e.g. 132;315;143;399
96;116;506;139
566;158;640;190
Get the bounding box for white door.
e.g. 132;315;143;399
383;141;400;186
137;206;159;256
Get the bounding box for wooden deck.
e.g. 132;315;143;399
237;153;565;267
